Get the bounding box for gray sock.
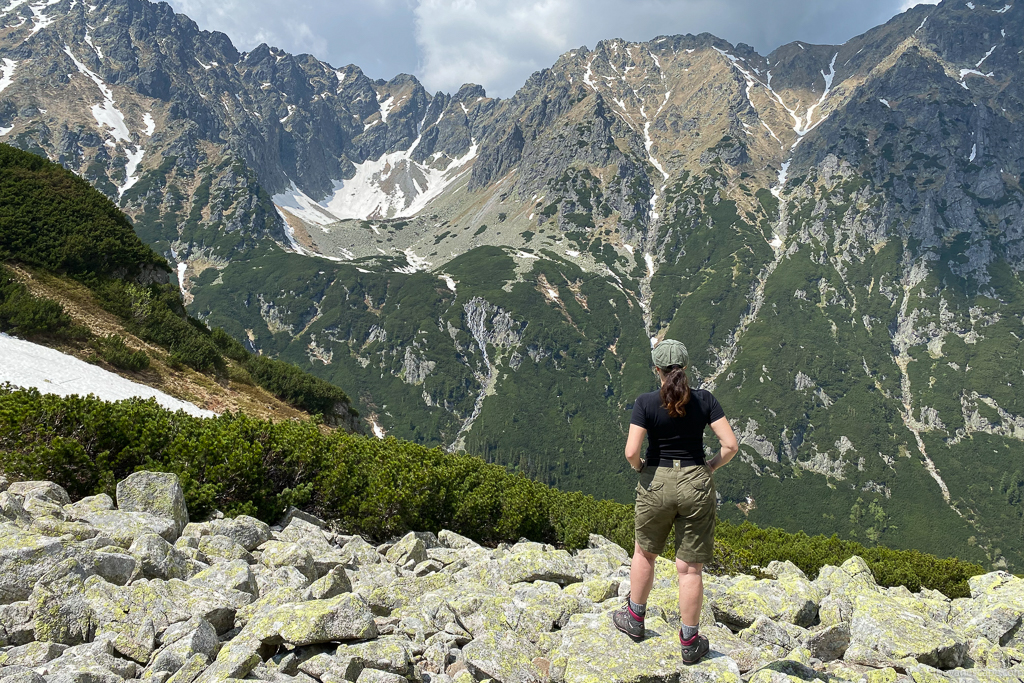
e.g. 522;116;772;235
681;624;699;640
627;598;646;618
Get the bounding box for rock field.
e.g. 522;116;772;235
1;471;1023;683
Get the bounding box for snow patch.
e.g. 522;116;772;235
879;98;890;108
176;262;187;294
84;31;103;59
28;0;61;34
583;58;597;91
515;251;539;259
65;46;132;142
566;250;580;258
0;58;16;94
0;333;215;418
916;16;928;32
623;244;634;255
544;287;559;301
273;182;340;227
119;145;144;197
0;125;12;136
143;113;155;136
378;95;395;123
769;236;783;248
966;1;975;8
441;274;457;292
977;45;997;67
394;249;431;274
320;139;478;221
969;143;977;162
644;253;656;277
771;160;791;199
995;3;1012;12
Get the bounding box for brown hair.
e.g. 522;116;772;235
659;365;691;418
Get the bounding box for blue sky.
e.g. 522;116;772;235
166;0;939;98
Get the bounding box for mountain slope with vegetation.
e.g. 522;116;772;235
0;143;360;428
2;0;1024;569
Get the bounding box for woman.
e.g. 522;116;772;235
612;339;739;665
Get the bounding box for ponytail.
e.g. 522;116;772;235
659;365;691;418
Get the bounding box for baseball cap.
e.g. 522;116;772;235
652;339;688;368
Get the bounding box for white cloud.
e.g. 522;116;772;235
166;0;929;98
413;0;930;96
899;0;939;11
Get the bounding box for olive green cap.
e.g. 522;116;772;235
652;339;689;368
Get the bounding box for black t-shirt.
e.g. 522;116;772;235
630;389;726;466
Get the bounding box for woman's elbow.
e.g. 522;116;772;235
723;439;740;456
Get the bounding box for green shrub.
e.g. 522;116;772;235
0;387;984;597
0;266;85;340
91;335;150;372
243;355;355;424
0;143;168;282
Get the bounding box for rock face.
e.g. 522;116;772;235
3;473;1024;682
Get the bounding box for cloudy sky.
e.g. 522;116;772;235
166;0;940;98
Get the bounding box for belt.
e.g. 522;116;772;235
652;460;702;469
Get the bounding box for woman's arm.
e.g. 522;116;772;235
625;424;647;472
707;417;739;472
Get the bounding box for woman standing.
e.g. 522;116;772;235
612;339;739;664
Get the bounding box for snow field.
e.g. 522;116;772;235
0;333;215;418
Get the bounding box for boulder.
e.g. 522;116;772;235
130;534;203;580
438;530;480;550
193;636;262;683
0;641;70;667
7;481;71;506
64;493;115;516
197;535;253;565
259;541;317;582
336;636;414;676
189;560;259;596
386;532;427;568
463;630;544;683
207;516;270;552
31;558;95;645
116;471;189;536
355;669;408;683
364;572;454;615
849;591;967;669
85;550;140;586
304;565;352;601
0;600;35;646
76;510;178;548
738;615;802;658
147;617;220;676
241;593;378;646
801;623;850;662
0;524;77;603
165;652;209;683
706;573;821;629
340;536;383;567
455;546;585;587
0;491;32;525
549;611;742;683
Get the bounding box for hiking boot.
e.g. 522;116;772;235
680;633;709;664
611;602;645;640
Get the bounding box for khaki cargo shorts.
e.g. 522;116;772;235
634;461;716;563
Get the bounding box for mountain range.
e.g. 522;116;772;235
1;0;1023;569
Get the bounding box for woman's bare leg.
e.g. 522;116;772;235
676;559;704;627
629;542;659;605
